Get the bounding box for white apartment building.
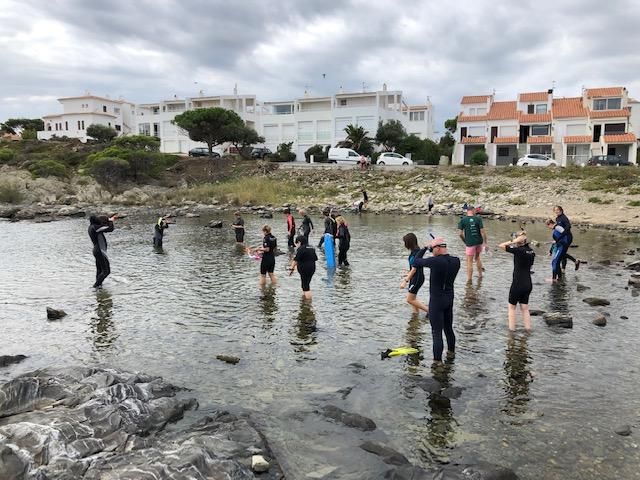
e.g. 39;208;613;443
453;87;638;166
37;95;135;141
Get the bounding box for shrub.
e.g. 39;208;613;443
89;157;130;186
112;135;160;152
508;197;526;205
21;129;37;140
86;124;118;143
28;159;67;178
628;200;640;207
0;148;15;163
484;184;511;194
0;182;24;203
469;149;488;166
268;142;296;162
304;144;325;162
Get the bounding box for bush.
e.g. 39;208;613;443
0;148;15;163
0;182;24;203
628;200;640;207
112;135;160;152
21;130;36;140
268;142;296;162
304;144;325;162
508;197;526;205
86;124;117;143
470;149;488;166
28;159;67;178
484;184;511;194
89;157;130;186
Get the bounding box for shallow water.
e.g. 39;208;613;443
1;213;639;479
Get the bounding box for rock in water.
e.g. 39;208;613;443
321;405;377;431
576;284;590;292
251;454;270;472
592;314;607;327
529;309;545;316
629;274;640;287
216;355;240;364
207;220;223;228
615;424;632;436
0;355;27;368
625;260;640;271
543;312;573;328
185;212;200;218
582;298;611;307
360;441;409;465
46;307;67;320
0;367;283;480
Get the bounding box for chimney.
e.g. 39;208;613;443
233;83;238;95
547;89;553;94
338;85;344;94
382;83;387;91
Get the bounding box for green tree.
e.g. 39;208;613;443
398;135;441;165
338;124;374;156
225;124;265;159
470;148;488;166
268;142;296;162
444;117;458;134
112;135;160;151
375;119;407;151
0;118;44;134
438;131;456;160
173;107;244;156
304;144;326;162
86;124;118;143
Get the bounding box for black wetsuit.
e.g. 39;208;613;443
286;214;296;248
506;245;535;305
89;219;114;288
407;248;425;294
337;223;351;266
233;217;245;243
294;245;318;291
153;219;168;248
555;213;574;269
413;251;461;361
260;234;277;275
300;215;314;243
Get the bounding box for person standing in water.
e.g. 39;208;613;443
546;219;569;282
553;205;580;271
89;214;117;288
289;235;318;300
256;224;278;286
231;211;245;244
317;208;335;249
427;194;434;215
153;216;170;248
400;233;429;316
335;215;351;266
412;237;461;364
458;205;487;282
298;209;314;243
498;231;535;332
284;208;296;248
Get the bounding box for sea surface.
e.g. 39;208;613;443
1;212;639;479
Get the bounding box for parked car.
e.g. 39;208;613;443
327;147;360;164
587;155;631;166
377;152;414;166
188;147;220;158
251;147;272;159
516;154;557;167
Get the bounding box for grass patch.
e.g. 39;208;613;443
169;177;306;206
628;200;640;207
0;182;24;204
484;184;511;194
588;196;613;204
628;186;640;195
508;197;526;205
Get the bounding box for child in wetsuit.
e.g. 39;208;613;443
400;233;429;315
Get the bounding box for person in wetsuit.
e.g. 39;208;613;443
400;233;429;315
546;219;569;282
499;231;535;331
284;208;296;248
317;208;336;249
256;224;277;286
89;214;117;288
412;237;461;363
153;216;169;248
289;235;318;300
553;205;580;271
298;209;314;243
335;215;350;266
231;211;245;244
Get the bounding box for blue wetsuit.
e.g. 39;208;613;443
551;225;569;280
407;248;425;295
413;251;461;361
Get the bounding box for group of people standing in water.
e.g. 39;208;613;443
88;199;579;365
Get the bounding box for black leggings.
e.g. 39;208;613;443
93;248;111;287
429;294;455;361
298;267;315;292
338;247;349;265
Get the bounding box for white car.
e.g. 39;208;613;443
377;152;414;166
516;154;557;167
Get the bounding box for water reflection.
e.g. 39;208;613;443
548;280;570;312
404;314;427;370
90;289;117;351
502;333;533;415
259;285;278;327
291;299;317;352
460;278;489;330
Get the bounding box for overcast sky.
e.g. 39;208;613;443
2;0;639;134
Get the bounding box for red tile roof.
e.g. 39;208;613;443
584;87;625;98
461;136;487;144
563;135;592;144
589;109;630;118
461;95;491;104
487;101;518;120
602;133;636;143
493;136;519;144
552;97;588;118
458;113;488;122
519;92;548;102
527;136;553;144
519;112;552;123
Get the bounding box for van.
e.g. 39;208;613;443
328;147;361;164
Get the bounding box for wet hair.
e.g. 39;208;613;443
262;224;272;234
284;208;290;214
335;215;345;225
554;205;564;213
234;211;241;216
295;235;307;246
323;207;330;215
545;218;555;226
90;215;109;225
89;215;100;225
403;232;419;250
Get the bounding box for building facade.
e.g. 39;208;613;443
453;87;638;166
37;95;135;142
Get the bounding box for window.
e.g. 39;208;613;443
152;107;159;114
273;104;293;115
566;124;586;135
527;104;534;114
339;99;347;106
531;124;549;136
593;98;622;110
604;123;625;134
497;147;510;157
47;124;51;131
469;108;476;115
477;107;487;115
65;121;68;130
530;145;552;155
115;125;121;131
567;144;590;165
468;126;484;137
102;105;107;113
410;111;425;121
153;123;160;138
108;122;111;127
139;123;150;136
77;121;81;130
114;107;120;114
81;121;85;129
535;104;547;114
